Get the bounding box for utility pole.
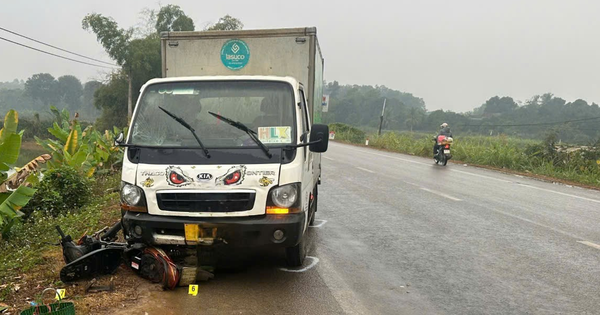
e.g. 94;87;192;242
378;98;387;136
127;66;133;123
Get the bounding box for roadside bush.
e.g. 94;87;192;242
329;123;366;144
24;166;92;217
367;130;600;187
35;106;126;177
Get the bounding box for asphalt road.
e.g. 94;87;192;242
120;142;600;315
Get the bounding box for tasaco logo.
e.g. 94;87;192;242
221;40;250;70
226;43;246;60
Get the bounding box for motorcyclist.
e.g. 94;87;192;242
433;123;452;155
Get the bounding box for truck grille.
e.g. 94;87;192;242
157;191;256;212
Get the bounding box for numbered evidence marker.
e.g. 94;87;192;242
188;284;198;296
55;289;66;300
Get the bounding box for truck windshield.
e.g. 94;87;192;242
130;81;295;148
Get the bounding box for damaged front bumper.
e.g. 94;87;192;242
122;211;306;248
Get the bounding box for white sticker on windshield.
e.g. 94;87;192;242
172;88;196;95
258;127;292;144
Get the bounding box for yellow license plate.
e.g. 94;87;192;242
184;224;199;242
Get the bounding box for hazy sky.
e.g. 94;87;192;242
1;0;599;112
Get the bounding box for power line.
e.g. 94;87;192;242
0;36;119;69
0;26;118;67
459;116;600;128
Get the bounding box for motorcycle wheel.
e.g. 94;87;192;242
442;155;448;166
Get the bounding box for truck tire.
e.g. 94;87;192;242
285;236;306;267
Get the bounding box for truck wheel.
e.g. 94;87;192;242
285;236;306;267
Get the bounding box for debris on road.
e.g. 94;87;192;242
56;222;217;297
85;279;115;294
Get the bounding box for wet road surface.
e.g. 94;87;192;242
118;142;600;314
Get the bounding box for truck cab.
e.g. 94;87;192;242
119;72;328;266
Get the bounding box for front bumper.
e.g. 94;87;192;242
122;211;306;248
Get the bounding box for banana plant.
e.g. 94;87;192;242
0;110;50;240
35;106;126;177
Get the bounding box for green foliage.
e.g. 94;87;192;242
0;186;35;238
24;73;59;107
206;15;244;31
23;166;92;217
0;173;121;283
82;14;132;66
0;79;24;90
323;82;426;131
329;123;366;144
1;74;101;121
156;4;195;33
35;107;126;177
481;96;518;116
370;131;600;187
0;110;40;239
57;75;83;111
93;72;129;130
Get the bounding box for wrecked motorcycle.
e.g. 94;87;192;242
56;224;184;290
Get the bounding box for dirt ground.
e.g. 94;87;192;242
1;242;162;315
0;199;163;315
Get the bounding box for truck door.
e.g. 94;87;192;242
299;89;313;222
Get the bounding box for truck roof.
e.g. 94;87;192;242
142;75;300;89
160;27;317;40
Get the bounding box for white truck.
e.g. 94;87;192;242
117;27;328;266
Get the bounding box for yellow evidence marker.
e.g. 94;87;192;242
55;289;66;300
188;284;198;296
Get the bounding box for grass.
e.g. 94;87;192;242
332;127;600;188
0;173;121;296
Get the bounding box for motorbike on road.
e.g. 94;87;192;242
434;135;453;166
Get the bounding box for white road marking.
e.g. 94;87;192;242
420;187;462;201
484;206;582;240
279;256;319;273
577;241;600;250
310;219;328;228
338;144;428;166
323;156;335;161
315;253;372;314
450;169;512;183
356;167;375;174
403;181;420;187
518;184;600;204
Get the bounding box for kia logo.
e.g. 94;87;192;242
196;173;213;181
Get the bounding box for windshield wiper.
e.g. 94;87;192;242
158;106;210;158
208;111;272;158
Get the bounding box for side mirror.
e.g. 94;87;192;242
114;132;124;146
309;124;329;153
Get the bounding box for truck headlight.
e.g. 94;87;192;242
270;184;298;208
121;182;143;206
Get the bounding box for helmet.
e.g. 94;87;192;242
441;123;448;128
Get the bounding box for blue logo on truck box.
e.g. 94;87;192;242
221;39;250;70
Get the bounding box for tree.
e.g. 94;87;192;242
82;80;103;119
83;6;195;122
57;75;83;112
83;81;102;109
94;73;129;131
206;15;244;31
155;5;195;33
24;73;59;107
481;96;518;116
82;14;134;119
405;107;425;132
